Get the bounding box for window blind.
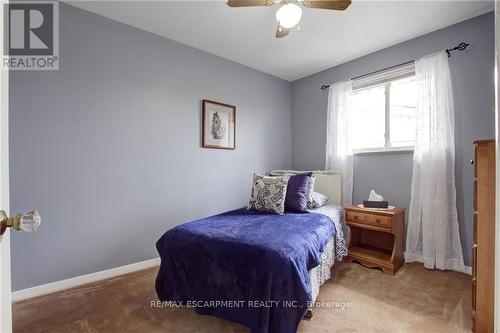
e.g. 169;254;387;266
353;62;415;91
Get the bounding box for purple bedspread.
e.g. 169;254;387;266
155;208;335;333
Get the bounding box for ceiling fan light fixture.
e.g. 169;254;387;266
275;3;302;29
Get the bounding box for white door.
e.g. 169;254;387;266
0;108;11;330
0;0;12;331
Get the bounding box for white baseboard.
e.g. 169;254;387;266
11;255;472;302
12;257;160;302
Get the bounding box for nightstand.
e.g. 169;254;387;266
345;205;405;275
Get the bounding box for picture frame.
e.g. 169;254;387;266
202;99;236;150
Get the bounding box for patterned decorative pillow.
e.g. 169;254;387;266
307;191;329;209
248;174;289;215
307;175;316;202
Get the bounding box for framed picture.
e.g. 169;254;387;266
202;99;236;150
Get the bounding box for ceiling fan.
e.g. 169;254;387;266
226;0;351;38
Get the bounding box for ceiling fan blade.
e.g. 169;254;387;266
303;0;351;10
275;23;289;38
227;0;273;7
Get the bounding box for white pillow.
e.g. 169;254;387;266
307;191;329;209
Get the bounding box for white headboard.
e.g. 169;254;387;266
270;170;342;205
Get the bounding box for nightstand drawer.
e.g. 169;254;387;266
346;211;391;228
365;214;391;227
346;211;365;222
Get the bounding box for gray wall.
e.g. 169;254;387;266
291;12;495;266
9;3;291;291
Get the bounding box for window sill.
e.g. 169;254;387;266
352;146;414;155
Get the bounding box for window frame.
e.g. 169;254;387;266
350;64;416;155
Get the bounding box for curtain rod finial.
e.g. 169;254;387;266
457;42;469;51
446;41;469;57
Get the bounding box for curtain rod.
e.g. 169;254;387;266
320;42;470;91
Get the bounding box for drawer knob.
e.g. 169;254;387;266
353;216;358;220
376;219;381;223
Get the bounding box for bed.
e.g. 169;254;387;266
155;170;348;333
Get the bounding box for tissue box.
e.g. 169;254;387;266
363;200;389;208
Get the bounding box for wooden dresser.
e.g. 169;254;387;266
472;139;495;333
345;205;405;275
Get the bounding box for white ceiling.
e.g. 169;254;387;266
68;1;494;81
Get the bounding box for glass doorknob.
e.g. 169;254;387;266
0;210;41;235
18;211;41;232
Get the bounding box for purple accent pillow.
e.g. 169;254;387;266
284;172;312;213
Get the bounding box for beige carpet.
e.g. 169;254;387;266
13;262;471;333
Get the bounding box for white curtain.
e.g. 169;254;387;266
325;81;353;205
405;51;467;273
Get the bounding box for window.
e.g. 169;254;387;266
351;75;417;153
